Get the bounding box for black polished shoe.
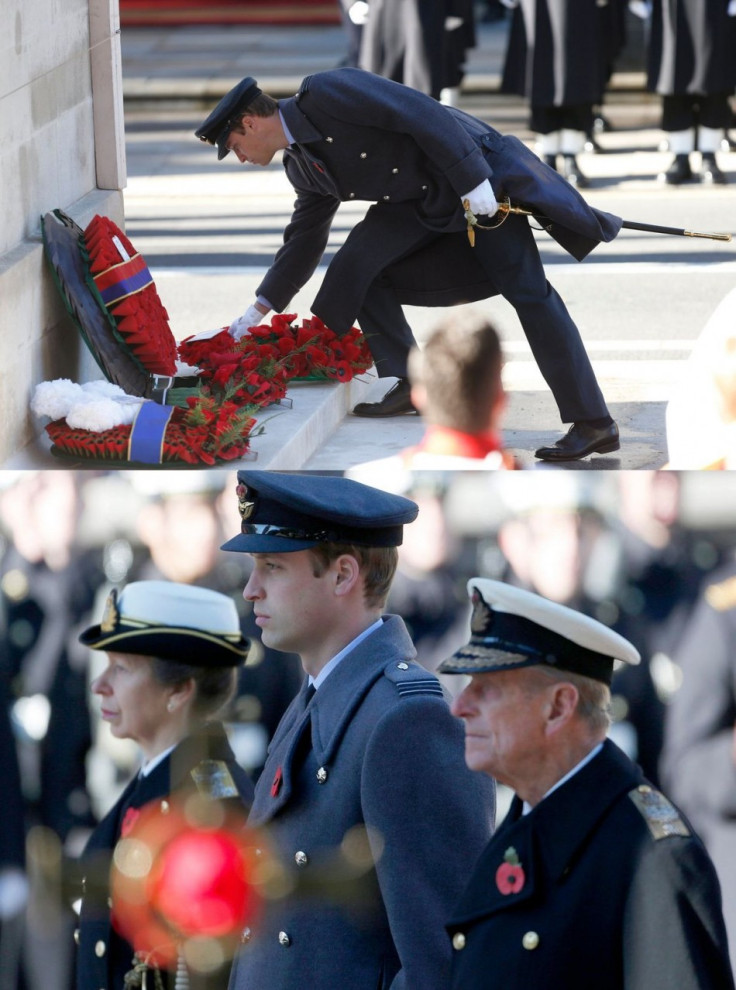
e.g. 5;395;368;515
560;154;589;188
699;153;728;185
535;421;620;461
659;154;693;185
351;378;419;417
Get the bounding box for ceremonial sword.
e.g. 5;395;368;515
462;198;733;247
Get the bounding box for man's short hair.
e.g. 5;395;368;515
307;544;399;611
408;312;502;433
529;665;612;733
230;92;279;128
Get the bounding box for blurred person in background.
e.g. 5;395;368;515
489;474;673;786
75;580;254;990
499;0;625;187
660;548;736;971
646;0;736;184
0;471;102;990
386;478;475;677
127;474;302;781
666;286;736;469
348;311;516;477
359;0;476;104
0;671;27;989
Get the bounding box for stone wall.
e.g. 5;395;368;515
0;0;126;464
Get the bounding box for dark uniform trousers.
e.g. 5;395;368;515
358;212;607;423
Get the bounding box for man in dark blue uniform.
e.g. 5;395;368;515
438;577;734;990
195;70;622;461
221;471;494;990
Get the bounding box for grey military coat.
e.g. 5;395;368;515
257;67;621;334
229;615;495;990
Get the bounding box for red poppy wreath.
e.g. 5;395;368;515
38;211;375;464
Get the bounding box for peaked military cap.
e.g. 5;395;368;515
195;76;262;160
221;471;419;553
80;581;248;666
438;578;640;685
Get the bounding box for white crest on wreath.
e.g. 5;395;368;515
31;379;145;432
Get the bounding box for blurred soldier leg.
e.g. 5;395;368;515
659;93;731;185
532;103;593;187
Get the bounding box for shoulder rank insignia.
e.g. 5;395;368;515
629;785;690;840
384;660;444;698
705;575;736;612
190;759;238;800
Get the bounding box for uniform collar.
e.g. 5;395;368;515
309;615;416;765
279;96;325;145
451;740;642;924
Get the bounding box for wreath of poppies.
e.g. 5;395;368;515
82;214;179;377
179;313;374;403
44;394;259;466
39;212;375;464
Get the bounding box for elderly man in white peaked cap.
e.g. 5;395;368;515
439;578;734;990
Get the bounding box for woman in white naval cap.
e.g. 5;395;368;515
75;581;254;990
440;578;734;990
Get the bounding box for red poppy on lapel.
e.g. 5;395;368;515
496;846;525;895
271;766;283;797
121;807;141;838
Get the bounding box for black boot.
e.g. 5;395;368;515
560;154;589;188
660;154;693;185
543;153;558;171
699;153;728;185
351;378;418;417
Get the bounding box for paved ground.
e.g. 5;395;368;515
18;17;736;470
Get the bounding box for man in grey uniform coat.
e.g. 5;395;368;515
221;471;495;990
196;69;623;462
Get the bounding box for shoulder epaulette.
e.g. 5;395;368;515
628;784;690;840
705;575;736;612
190;759;239;800
383;660;445;699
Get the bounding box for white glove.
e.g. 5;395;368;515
349;1;369;25
628;0;651;19
229;304;268;341
461;179;498;217
729;0;736;16
445;15;464;29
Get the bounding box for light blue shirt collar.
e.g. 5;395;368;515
522;741;604;815
279;109;296;147
310;618;384;691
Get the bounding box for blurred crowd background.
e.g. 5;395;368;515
3;467;736;987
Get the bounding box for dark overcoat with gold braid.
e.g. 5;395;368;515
258;66;620;334
75;724;254;990
228;615;495;990
447;739;734;990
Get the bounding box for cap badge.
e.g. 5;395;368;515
100;590;120;633
496;846;526;895
236;483;256;521
469;589;493;636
